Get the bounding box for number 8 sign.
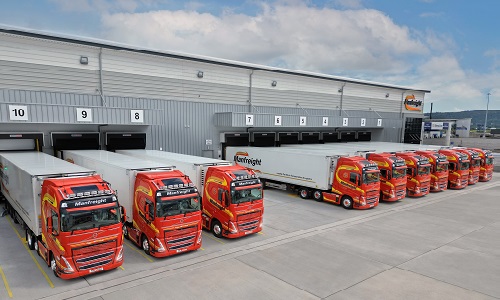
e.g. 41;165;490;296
131;110;144;123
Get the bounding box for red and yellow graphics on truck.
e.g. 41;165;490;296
365;153;407;202
40;175;124;279
454;149;481;185
202;165;264;238
469;148;494;182
395;152;431;197
125;170;202;257
325;157;381;209
438;149;469;189
415;150;449;192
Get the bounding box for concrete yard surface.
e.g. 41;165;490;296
0;176;499;300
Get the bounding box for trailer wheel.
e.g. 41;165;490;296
312;190;323;202
341;196;353;209
211;220;223;238
141;235;150;255
26;229;35;250
298;188;310;199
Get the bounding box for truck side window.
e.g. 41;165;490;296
449;162;456;171
406;168;413;176
349;173;358;185
380;169;387;179
145;199;154;219
51;210;59;234
218;189;223;202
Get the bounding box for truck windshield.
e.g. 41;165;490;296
417;166;430;175
231;187;262;204
471;159;481;167
436;163;448;172
362;171;379;184
392;168;406;179
61;202;120;232
485;158;494;165
460;162;470;170
156;196;200;217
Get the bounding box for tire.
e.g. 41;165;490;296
123;224;129;240
50;254;59;277
312;190;323;202
211;220;223;238
298;188;310;199
141;235;150;255
12;210;19;224
26;229;35;250
341;196;353;209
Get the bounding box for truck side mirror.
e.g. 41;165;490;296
120;206;126;223
145;203;153;221
47;217;53;233
223;191;230;207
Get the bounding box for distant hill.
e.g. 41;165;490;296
424;110;500;129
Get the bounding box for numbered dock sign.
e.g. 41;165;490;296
343;118;349;126
246;114;254;126
9;105;28;121
361;118;366;127
322;117;328;126
275;115;282;126
76;108;92;122
300;116;307;126
131;110;144;123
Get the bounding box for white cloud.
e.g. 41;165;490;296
101;3;427;76
50;0;500;111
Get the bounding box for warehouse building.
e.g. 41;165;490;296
0;25;430;158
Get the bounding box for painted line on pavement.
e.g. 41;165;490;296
202;232;225;244
7;216;55;288
0;265;13;298
124;241;154;263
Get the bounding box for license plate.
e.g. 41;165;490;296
89;267;103;273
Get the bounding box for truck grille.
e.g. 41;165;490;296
366;190;379;204
237;211;261;221
237;219;259;232
395;184;406;197
461;175;468;186
164;225;197;251
72;240;116;271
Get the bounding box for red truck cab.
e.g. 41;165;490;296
365;152;406;201
324;157;381;209
439;149;469;189
202;165;264;238
454;148;481;185
395;152;431;197
415;150;449;192
40;175;124;279
469;148;494;182
126;170;202;257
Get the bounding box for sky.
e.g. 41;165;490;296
1;0;499;113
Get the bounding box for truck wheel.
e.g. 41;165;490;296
341;196;353;209
313;190;323;202
298;188;310;199
211;220;223;238
123;224;129;240
26;229;35;250
50;254;59;277
141;235;150;255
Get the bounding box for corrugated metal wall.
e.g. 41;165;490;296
0;31;427;157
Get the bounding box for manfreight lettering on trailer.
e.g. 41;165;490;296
233;152;262;166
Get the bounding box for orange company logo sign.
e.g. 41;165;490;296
404;95;423;111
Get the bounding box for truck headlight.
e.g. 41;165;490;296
116;245;124;261
61;256;74;273
156;238;165;252
228;221;238;234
